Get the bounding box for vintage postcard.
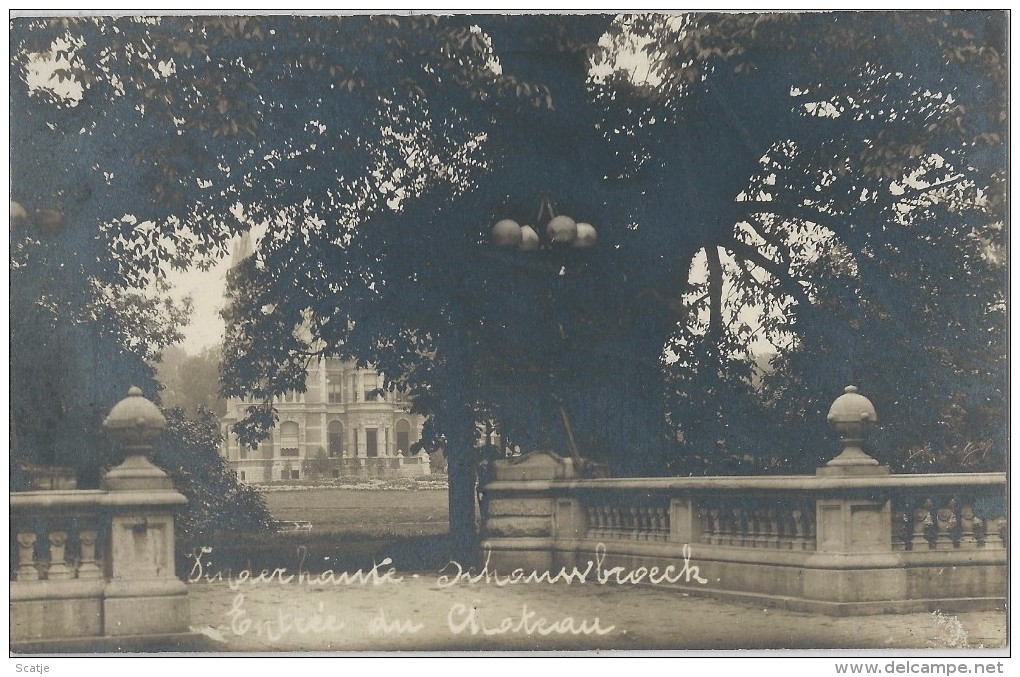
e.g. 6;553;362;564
8;9;1009;668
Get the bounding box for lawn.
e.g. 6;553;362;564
184;485;454;574
261;485;450;539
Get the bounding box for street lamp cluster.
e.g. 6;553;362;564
487;197;598;462
491;198;597;250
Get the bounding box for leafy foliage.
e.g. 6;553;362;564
154;407;273;548
10;14;1006;551
156;345;228;417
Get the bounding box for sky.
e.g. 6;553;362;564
165;250;233;355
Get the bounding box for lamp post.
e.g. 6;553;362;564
489;197;598;462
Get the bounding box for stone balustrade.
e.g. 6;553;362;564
10;387;197;651
12;491;106;584
10;487;192;646
479;452;1006;616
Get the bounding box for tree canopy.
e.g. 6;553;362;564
10;12;1007;552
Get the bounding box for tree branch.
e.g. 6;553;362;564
705;245;724;355
724;238;813;311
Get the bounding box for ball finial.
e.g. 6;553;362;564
825;385;879;467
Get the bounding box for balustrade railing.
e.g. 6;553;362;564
480;456;1006;614
698;498;816;550
521;474;1006;554
585;500;671;542
892;493;1007;551
11;492;107;583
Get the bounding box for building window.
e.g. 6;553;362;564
332;468;340;479
396;419;411;456
291;470;300;480
240;471;246;481
281;421;300;457
328;371;344;403
364;373;379;401
328;420;344;457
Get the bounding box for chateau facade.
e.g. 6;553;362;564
220;358;428;484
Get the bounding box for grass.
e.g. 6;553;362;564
261;485;449;539
180;485;457;575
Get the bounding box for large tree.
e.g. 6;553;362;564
11;13;1006;559
156;345;228;416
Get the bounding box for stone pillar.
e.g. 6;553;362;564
804;386;903;606
358;371;365;402
101;387;190;637
320;359;328;403
669;498;704;544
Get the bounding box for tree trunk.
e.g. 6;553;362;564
447;438;478;565
439;325;481;565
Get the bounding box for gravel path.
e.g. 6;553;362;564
186;570;1006;652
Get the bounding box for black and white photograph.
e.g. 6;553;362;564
8;9;1009;667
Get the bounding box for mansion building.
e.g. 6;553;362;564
220;359;429;484
219;233;428;484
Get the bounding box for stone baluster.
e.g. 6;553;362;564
628;507;640;539
758;507;771;548
598;505;610;538
958;502;978;549
586;506;600;537
608;506;621;540
46;528;73;580
782;507;798;549
911;501;933;550
732;506;745;546
934;499;957;550
748;507;763;547
982;516;1003;549
74;526;101;579
693;507;709;546
790;508;805;550
15;531;39;581
744;507;757;547
718;506;734;545
654;506;669;541
767;506;781;548
706;507;720;544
